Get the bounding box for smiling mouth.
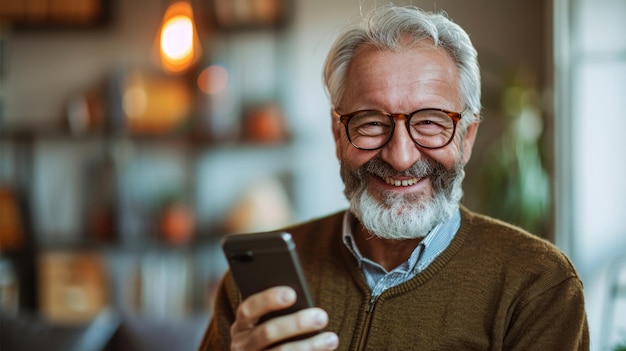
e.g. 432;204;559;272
383;176;422;187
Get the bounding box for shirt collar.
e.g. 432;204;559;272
341;207;461;273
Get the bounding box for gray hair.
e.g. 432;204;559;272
323;4;482;127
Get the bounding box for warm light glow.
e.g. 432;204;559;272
161;16;194;61
197;65;229;94
157;2;201;74
121;73;193;134
123;86;148;119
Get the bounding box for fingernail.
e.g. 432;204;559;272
279;288;295;304
313;311;328;326
315;333;338;349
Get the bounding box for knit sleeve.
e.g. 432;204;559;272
460;207;589;350
503;275;589;350
197;272;240;351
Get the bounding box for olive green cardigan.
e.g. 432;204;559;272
199;206;589;350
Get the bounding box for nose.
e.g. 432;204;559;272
380;117;422;172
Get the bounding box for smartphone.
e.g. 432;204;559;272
221;231;315;323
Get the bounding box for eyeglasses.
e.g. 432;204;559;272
332;108;463;150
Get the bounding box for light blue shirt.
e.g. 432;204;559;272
342;208;461;297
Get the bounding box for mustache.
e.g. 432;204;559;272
341;155;463;201
362;156;438;179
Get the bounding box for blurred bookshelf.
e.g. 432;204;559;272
0;123;295;323
0;2;299;349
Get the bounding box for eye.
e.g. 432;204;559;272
349;112;391;136
409;110;454;136
365;121;383;126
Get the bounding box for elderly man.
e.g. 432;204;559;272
199;4;589;350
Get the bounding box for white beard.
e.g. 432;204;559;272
343;157;465;240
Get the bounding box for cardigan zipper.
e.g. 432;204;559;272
367;294;377;312
356;295;378;350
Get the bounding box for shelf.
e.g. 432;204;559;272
0;128;207;144
0;127;293;150
0;117;298;322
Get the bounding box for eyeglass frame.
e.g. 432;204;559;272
332;108;464;150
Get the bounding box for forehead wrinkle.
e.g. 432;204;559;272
340;44;461;113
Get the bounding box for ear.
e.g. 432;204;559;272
461;121;479;165
331;115;343;160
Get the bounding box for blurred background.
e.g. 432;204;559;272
0;0;624;350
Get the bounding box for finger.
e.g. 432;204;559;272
267;332;339;351
250;308;329;348
232;286;296;332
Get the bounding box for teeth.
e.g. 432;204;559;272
384;177;421;187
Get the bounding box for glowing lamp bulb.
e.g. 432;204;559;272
157;1;201;74
161;15;194;61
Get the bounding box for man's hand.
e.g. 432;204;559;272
230;286;339;351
